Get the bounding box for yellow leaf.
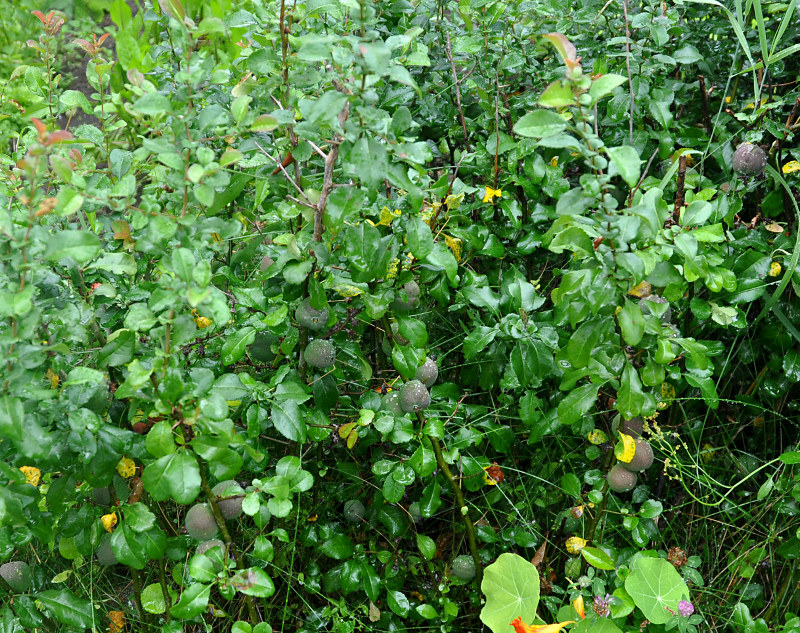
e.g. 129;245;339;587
338;422;357;439
550;156;559;167
102;512;118;533
565;536;586;554
628;280;652;298
444;234;462;260
615;431;637;463
47;368;60;389
109;610;125;633
20;466;41;487
764;222;784;233
346;429;359;449
782;160;800;174
116;456;136;478
768;261;782;277
194;315;212;328
587;429;608;445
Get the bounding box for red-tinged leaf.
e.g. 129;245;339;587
98;33;111;47
46;130;74;145
543;33;578;65
531;541;547;568
159;0;186;21
32;10;46;24
75;39;94;54
31;118;46;136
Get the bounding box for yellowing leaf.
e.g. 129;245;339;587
565;536;586;554
338;422;357;439
768;262;782;277
615;431;637;463
195;315;212;328
628;281;652;298
587;429;608;445
764;222;784;233
102;512;118;533
47;368;60;389
116;456;136;478
782;160;800;174
109;610;125;633
444;234;462;260
20;466;41;487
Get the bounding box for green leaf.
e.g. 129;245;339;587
406;217;434;259
36;589;93;629
417;534;436;559
463;327;497;360
142;449;201;504
132;93;172;115
514;110;567;138
231;568;276;597
557;383;599;426
271;399;306;443
145;421;176;457
125;502;157;532
170;583;211;619
318;535;354;560
779;451;800;464
387;590;410;617
618;300;645;346
539;79;576;107
480;553;541;633
567;320;601;369
141;583;167;614
617;363;644;420
111;522;148;569
581;546;616;570
589;73;627;100
607;145;642;188
624;556;690;624
44;230;101;263
221;327;257;366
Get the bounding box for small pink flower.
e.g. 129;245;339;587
678;601;694;617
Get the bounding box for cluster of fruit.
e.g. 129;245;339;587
606;417;654;493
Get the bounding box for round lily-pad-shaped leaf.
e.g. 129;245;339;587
480;553;541;633
624;556;689;624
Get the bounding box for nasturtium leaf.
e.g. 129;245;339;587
624;556;690;624
480;553;541;633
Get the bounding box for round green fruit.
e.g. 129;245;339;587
607;464;638;493
305;339;336;369
732;142;767;176
612;416;643;438
295;298;329;331
381;390;404;416
344;499;366;523
185;504;219;541
452;555;476;581
0;561;32;592
391;281;420;312
96;535;118;566
249;331;278;363
212;480;244;519
622;439;654;472
415;357;438;388
399;380;431;413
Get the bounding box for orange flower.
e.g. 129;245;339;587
510;617;575;633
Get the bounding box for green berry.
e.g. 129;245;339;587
0;561;32;592
212;480;244;519
732;142;767;176
305;339;336;369
391;281;420;312
381;390;404;416
452;555;476;580
185;504;219;541
415;357;438;388
295;298;329;331
344;499;366;523
621;439;653;472
96;535;118;566
399;380;430;413
607;464;638;493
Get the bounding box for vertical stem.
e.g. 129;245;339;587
131;567;146;623
198;458;259;624
622;0;635;146
417;412;482;584
158;556;172;622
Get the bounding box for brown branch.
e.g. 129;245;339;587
444;31;471;152
314;101;350;242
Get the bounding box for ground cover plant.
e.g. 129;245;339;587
0;0;799;631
